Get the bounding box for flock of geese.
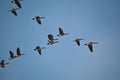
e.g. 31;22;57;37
0;0;98;68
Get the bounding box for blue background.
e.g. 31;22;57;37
0;0;120;80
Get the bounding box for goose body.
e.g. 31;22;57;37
34;46;45;55
0;60;10;68
0;60;5;68
11;0;22;8
47;40;58;45
8;8;18;16
48;34;58;45
16;47;25;57
57;27;69;36
32;16;45;25
84;42;98;52
73;38;84;46
9;50;17;60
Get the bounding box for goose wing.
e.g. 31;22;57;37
0;60;5;68
59;27;64;35
36;19;41;24
48;34;54;40
17;47;21;56
1;60;4;65
88;44;93;52
35;16;41;24
35;46;41;55
76;39;80;46
37;49;41;55
9;51;15;58
11;9;17;16
15;0;22;8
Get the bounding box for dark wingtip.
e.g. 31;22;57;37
90;50;93;52
15;14;17;16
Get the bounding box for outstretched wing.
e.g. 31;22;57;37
37;19;41;24
9;51;14;58
11;9;17;16
34;46;41;55
76;39;80;46
17;47;21;56
48;34;54;40
15;0;22;8
35;16;41;24
88;44;93;52
59;27;64;35
1;60;5;68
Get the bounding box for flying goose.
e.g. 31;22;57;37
34;46;45;55
84;42;98;52
32;16;45;25
0;60;10;68
8;8;19;16
16;47;25;57
11;0;22;8
9;50;17;60
73;38;84;46
57;27;69;36
48;34;58;45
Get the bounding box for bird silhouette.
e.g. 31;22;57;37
84;42;98;52
8;8;19;16
32;16;45;25
48;34;58;45
57;27;69;36
16;47;25;57
9;50;17;60
34;46;45;55
0;60;10;68
73;38;84;46
11;0;22;8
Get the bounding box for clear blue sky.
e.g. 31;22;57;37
0;0;120;80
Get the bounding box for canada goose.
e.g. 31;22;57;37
48;34;55;41
47;40;59;45
11;0;22;8
0;60;10;68
8;8;19;16
34;46;45;55
84;42;98;52
32;16;45;25
9;50;17;60
16;47;25;57
57;27;69;36
48;34;58;45
73;38;84;46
